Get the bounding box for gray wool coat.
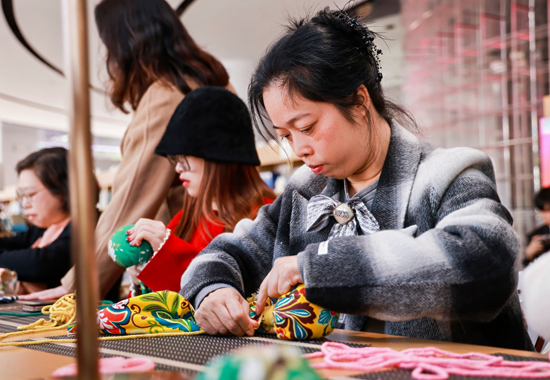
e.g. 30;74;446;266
180;123;533;350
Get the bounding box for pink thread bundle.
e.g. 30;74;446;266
303;342;550;380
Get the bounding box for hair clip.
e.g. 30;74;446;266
330;9;384;83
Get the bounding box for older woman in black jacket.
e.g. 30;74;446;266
0;148;96;294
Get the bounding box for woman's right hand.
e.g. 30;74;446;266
525;235;546;261
195;287;258;337
127;218;167;252
17;284;70;300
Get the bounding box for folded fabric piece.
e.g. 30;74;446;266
69;290;200;335
70;285;339;340
196;344;322;380
108;224;153;268
249;284;339;340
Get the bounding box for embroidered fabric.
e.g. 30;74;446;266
127;228;171;297
67;286;338;341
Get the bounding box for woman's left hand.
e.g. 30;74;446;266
255;256;303;315
127;218;167;252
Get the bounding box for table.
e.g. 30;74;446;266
0;319;545;380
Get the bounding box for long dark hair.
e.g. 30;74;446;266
249;9;416;143
95;0;229;112
174;162;275;242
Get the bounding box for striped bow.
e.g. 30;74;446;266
306;195;379;240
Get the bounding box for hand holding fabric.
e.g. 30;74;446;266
250;284;339;340
195;287;259;337
69;286;338;340
127;219;167;252
255;256;302;315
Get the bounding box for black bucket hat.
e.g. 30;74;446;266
155;86;260;166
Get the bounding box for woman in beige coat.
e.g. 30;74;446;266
20;0;231;300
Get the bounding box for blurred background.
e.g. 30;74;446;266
0;0;547;246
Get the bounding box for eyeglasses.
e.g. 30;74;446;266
16;187;46;204
167;155;191;172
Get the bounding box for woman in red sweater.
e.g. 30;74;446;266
125;87;276;293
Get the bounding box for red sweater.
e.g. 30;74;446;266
138;197;273;292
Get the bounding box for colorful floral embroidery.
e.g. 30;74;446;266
70;286;338;340
318;309;339;336
251;284;340;340
69;290;201;336
271;287;316;339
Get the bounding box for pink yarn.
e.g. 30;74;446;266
303;342;550;380
52;357;156;377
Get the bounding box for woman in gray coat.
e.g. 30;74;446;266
180;9;533;350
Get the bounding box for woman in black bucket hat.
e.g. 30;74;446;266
123;87;276;294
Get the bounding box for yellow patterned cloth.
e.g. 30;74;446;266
69;285;339;340
68;290;201;335
249;284;339;340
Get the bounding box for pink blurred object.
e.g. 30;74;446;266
304;342;550;380
52;357;155;377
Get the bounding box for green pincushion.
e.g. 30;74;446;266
108;224;153;268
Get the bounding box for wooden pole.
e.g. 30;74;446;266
62;1;99;379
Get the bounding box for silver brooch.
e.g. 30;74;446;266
333;203;354;225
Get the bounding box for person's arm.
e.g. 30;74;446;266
61;83;184;298
0;228;38;251
180;196;283;303
0;225;71;286
298;153;519;323
524;235;545;264
179;197;282;336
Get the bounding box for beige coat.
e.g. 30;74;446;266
61;81;185;297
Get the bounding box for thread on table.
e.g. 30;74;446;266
0;329;205;347
0;293;206;347
303;342;550;380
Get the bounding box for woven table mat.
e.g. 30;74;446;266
15;333;354;376
0;306;46;333
14;334;550;379
1;312;547;380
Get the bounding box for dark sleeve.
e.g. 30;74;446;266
0;224;71;287
179;196;282;302
523;225;550;267
526;225;547;244
0;227;44;251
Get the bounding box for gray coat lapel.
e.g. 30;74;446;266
288;123;421;250
370;123;422;230
288;176;341;254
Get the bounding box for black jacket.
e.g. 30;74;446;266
0;223;72;288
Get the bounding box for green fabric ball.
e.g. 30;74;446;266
108;224;153;268
195;345;322;380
